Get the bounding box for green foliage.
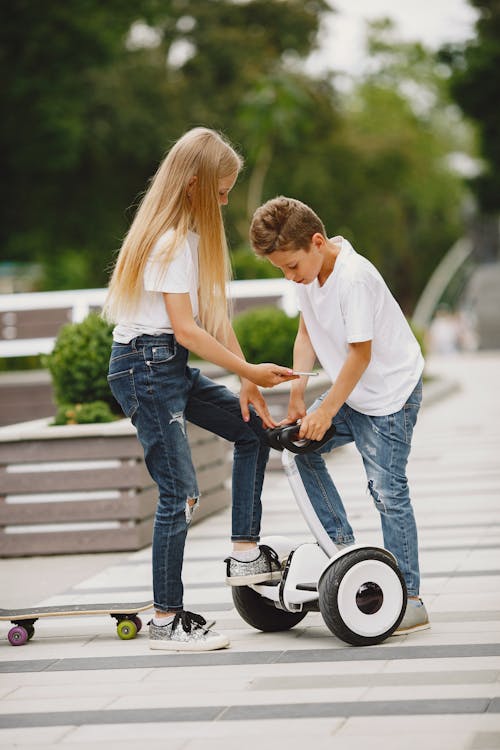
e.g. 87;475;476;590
443;0;500;211
231;248;282;280
262;19;471;313
0;0;327;289
236;70;335;220
0;356;44;373
53;401;117;425
39;249;98;292
1;2;474;315
408;319;427;361
233;307;299;368
43;312;117;411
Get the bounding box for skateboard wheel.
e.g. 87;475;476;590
116;619;137;640
8;625;29;646
132;615;143;633
25;623;35;640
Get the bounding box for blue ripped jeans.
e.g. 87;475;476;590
293;379;423;597
107;335;270;612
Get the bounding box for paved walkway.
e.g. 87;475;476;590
1;352;499;749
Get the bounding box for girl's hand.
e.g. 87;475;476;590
298;406;334;442
239;381;276;428
247;363;298;388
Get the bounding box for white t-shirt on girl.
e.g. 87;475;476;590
296;236;424;416
113;230;199;343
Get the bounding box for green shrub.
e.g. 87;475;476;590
233;306;299;368
0;355;44;372
53;400;117;425
43;312;119;413
231;247;282;280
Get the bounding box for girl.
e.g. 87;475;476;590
103;128;296;651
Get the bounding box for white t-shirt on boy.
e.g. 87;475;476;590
296;236;424;416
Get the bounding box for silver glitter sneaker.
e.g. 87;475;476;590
149;611;230;651
224;544;283;586
393;598;430;635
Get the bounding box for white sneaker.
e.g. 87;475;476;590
149;611;230;651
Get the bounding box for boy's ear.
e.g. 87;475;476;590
311;232;325;249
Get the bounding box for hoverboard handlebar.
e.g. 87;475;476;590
265;421;336;454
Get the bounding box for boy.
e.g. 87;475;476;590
249;196;429;634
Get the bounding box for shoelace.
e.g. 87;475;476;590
172;610;207;634
257;544;280;570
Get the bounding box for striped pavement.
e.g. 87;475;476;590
0;351;499;749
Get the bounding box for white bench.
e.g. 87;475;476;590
0;279;297;358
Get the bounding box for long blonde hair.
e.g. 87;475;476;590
103;127;243;340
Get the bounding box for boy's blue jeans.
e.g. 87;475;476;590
293;379;423;597
107;335;269;613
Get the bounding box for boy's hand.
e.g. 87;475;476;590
239;381;276;428
298;405;334;442
280;395;307;425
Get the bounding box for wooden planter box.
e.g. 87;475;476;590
0;370;54;428
0;418;230;557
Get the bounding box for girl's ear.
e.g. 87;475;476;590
187;175;198;199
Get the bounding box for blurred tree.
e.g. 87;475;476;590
441;0;500;212
0;3;472;315
335;20;472;311
260;19;473;312
159;0;330;245
237;70;337;225
0;0;174;285
0;0;328;288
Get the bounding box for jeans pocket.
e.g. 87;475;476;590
148;342;176;365
109;349;134;364
107;368;139;418
371;410;414;447
406;378;423;406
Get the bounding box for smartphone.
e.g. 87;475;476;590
291;370;319;376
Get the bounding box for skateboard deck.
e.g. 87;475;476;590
0;601;153;646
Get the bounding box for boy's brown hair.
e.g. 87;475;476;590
250;196;326;256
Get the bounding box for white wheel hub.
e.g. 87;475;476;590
336;559;404;637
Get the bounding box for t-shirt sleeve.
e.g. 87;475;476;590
341;280;375;342
144;239;193;294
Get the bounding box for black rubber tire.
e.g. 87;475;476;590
318;548;407;646
231;585;307;632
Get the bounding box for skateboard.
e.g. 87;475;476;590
0;601;153;646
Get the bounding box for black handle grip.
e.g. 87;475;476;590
265;421;336;454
